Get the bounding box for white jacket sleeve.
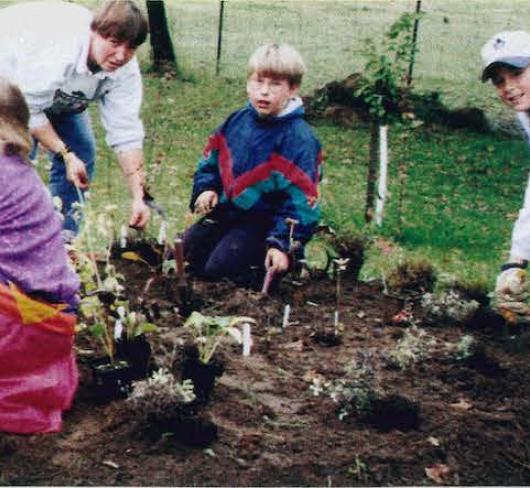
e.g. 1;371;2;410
510;172;530;260
98;58;145;152
510;112;530;260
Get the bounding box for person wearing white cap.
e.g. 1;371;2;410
481;31;530;313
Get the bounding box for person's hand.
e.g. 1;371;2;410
194;191;218;214
129;197;150;229
495;267;527;297
265;248;289;273
63;152;89;190
494;267;530;324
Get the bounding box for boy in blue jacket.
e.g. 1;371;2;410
183;43;322;289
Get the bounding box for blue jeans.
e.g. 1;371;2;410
183;205;282;290
32;111;96;238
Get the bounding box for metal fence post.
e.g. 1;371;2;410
215;0;225;75
407;0;422;86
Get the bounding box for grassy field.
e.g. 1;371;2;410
80;71;528;291
25;1;530;290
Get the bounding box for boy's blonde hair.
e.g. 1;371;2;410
247;43;306;86
0;77;31;159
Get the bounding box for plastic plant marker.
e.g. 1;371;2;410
158;221;167;245
334;311;339;335
282;304;291;328
120;225;127;248
114;319;123;340
242;323;251;357
261;267;275;294
285;217;300;254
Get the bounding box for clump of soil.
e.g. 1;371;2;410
386;257;436;295
304;73;490;133
1;258;530;486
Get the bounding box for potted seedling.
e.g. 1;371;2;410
81;292;133;403
180;312;255;404
111;189;169;268
114;303;158;380
128;368;218;447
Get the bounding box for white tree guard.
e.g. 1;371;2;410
375;124;389;227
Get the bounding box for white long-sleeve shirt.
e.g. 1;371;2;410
0;1;144;152
507;111;530;260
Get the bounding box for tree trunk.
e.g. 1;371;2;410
146;0;177;73
364;120;379;223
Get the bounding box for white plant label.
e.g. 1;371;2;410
120;224;128;248
242;323;252;357
282;304;291;328
114;319;123;341
157;221;167;245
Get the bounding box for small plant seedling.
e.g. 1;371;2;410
312;350;381;420
128;368;196;415
385;325;437;369
333;258;350;335
183;312;256;364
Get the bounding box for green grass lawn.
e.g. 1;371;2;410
24;1;530;290
77;71;529;291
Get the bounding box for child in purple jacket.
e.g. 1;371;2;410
184;43;322;289
0;77;80;434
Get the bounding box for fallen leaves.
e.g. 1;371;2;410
425;463;451;484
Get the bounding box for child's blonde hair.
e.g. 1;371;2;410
247;43;306;86
0;77;31;159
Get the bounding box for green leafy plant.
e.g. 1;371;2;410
72;199;157;362
183;311;256;364
355;12;419;124
385;325;437;370
128;368;196;417
421;290;479;326
455;334;476;361
311;350;381;420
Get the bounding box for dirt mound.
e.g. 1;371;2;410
304;73;490;133
1;259;529;486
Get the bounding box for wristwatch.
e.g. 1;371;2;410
500;260;528;272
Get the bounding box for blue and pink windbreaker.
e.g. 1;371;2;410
191;101;323;253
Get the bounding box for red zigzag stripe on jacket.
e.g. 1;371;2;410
206;134;319;201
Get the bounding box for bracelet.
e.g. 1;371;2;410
500;260;528;272
55;144;72;163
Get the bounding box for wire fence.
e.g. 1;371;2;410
163;0;530;118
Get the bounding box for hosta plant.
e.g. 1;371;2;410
183;311;256;364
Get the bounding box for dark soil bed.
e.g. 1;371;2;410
1;259;530;486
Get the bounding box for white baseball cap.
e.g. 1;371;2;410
481;30;530;82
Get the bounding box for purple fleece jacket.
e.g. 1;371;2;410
0;154;79;308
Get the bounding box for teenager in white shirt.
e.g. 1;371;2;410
0;0;151;239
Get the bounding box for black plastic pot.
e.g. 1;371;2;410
147;409;218;448
115;334;153;381
89;358;133;404
363;394;420;432
311;331;343;347
180;345;224;405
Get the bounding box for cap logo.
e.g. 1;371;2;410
493;37;506;50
